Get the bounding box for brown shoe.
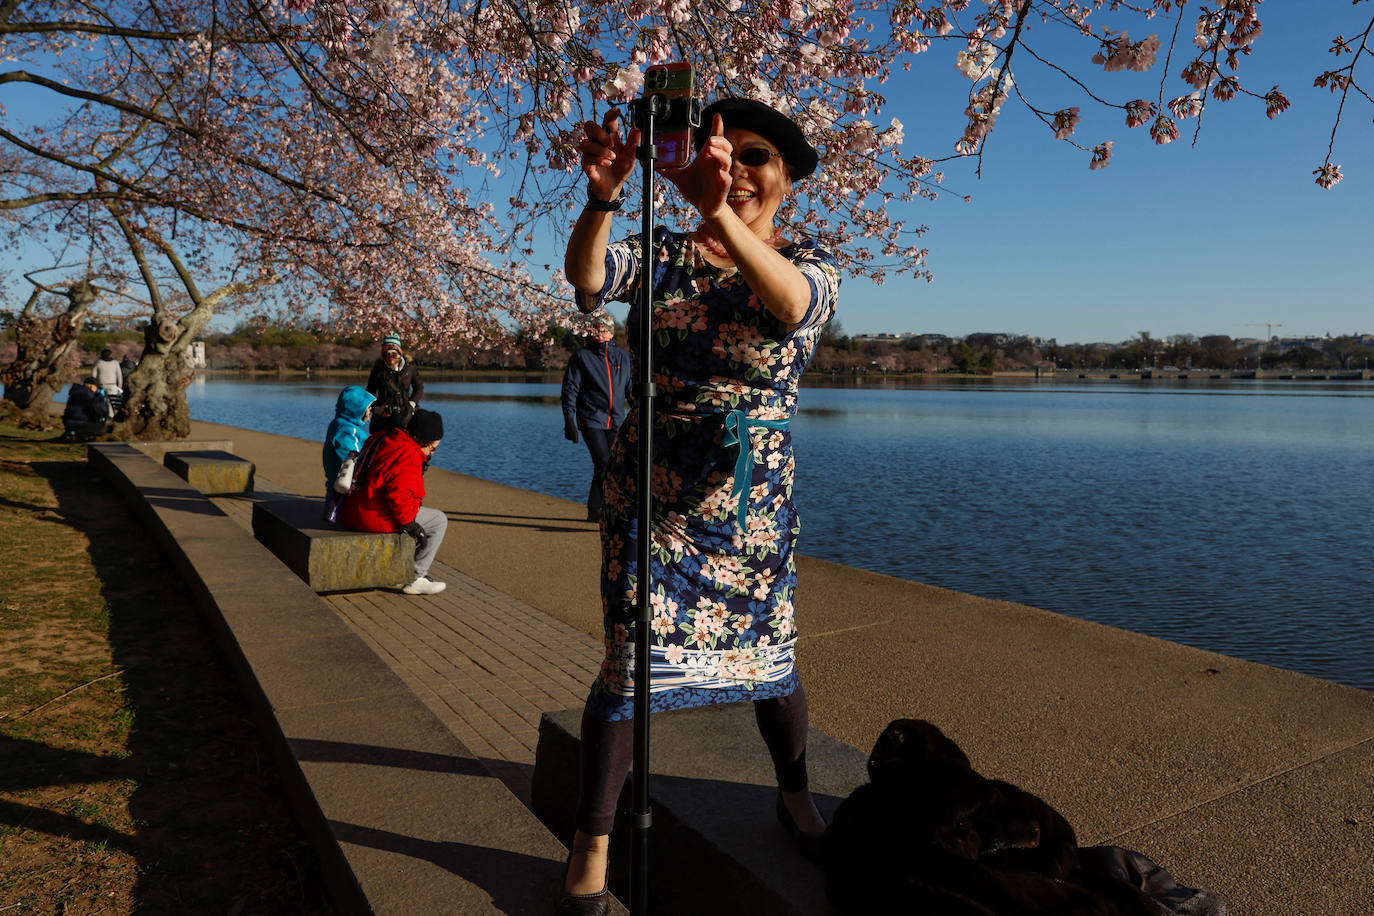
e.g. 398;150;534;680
552;887;609;916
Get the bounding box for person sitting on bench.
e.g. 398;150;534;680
339;408;449;595
62;377;109;442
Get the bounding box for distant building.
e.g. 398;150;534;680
188;341;206;368
853;332;917;342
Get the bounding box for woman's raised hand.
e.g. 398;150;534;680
581;110;640;202
662;114;732;221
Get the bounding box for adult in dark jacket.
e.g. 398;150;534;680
340;409;448;595
561;314;632;522
366;333;424;434
62;377;108;441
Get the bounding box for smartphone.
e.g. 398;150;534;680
643;62;695;171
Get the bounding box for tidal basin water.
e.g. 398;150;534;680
188;375;1374;692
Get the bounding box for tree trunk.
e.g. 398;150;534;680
113;312;208;440
1;282;96;426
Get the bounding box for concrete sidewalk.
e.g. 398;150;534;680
211;488;600;809
193;420;1374;915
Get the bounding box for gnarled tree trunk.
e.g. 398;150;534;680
103;200;269;441
114;308;211;441
1;282;97;426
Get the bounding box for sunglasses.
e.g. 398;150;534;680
735;147;782;168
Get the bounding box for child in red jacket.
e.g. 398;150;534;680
340;409;448;595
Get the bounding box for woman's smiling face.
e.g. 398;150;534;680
723;128;790;234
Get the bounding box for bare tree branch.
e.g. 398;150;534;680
0;0;23;28
0;190;130;209
1324;14;1374;165
107;197;166;314
0;20;264;41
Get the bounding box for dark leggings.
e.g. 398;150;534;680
579;425;616;515
574;685;811;836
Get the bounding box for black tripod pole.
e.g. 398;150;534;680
628;92;663;916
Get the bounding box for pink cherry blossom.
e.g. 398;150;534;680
1092;30;1161;73
1052;108;1081;140
1150;116;1181;145
1169;94;1204;120
1124;100;1155;129
1313;163;1344;189
1089;141;1114;171
1264;88;1291;119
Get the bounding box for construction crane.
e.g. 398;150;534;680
1243;322;1284;340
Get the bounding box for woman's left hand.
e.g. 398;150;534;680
662;114;732;221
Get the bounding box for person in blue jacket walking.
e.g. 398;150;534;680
561;314;632;522
322;385;376;521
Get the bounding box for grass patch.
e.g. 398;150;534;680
0;420;333;914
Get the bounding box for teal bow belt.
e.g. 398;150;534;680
722;409;790;533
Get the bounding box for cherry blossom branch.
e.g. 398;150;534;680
240;0;393;168
1009;79;1092;153
1;125;386;250
974;0;1035;177
0;190;128;209
1320;13;1374;174
119;200;277;326
108;198;168;313
1189;9;1227;144
0;71;343;203
1016;40;1121;110
1155;0;1187;113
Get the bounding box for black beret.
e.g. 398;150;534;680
408;409;444;444
694;97;820;181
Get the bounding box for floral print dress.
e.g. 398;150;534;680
583;227;840;721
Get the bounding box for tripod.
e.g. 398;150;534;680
623;89;700;916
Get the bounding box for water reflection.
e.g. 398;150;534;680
188;376;1374;691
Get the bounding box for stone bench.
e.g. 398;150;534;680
89;442;580;914
164;449;255;495
250;496;414;593
532;703;865;916
128;438;236;462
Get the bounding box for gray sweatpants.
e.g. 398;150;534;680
412;506;448;578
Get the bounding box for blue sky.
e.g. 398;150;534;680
4;5;1369;345
836;5;1374;343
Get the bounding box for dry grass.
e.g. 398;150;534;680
0;422;333;915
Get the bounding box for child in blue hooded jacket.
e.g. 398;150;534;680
323;385;376;521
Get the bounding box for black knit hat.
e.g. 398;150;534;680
694;98;819;181
408;409;444;444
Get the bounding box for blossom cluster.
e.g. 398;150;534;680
1091;30;1161;73
2;0;1367;380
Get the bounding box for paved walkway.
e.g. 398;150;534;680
195;420;1374;916
212;490;599;808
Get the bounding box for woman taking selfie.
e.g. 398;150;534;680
559;97;840;913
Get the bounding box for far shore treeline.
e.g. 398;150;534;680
4;316;1373;378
